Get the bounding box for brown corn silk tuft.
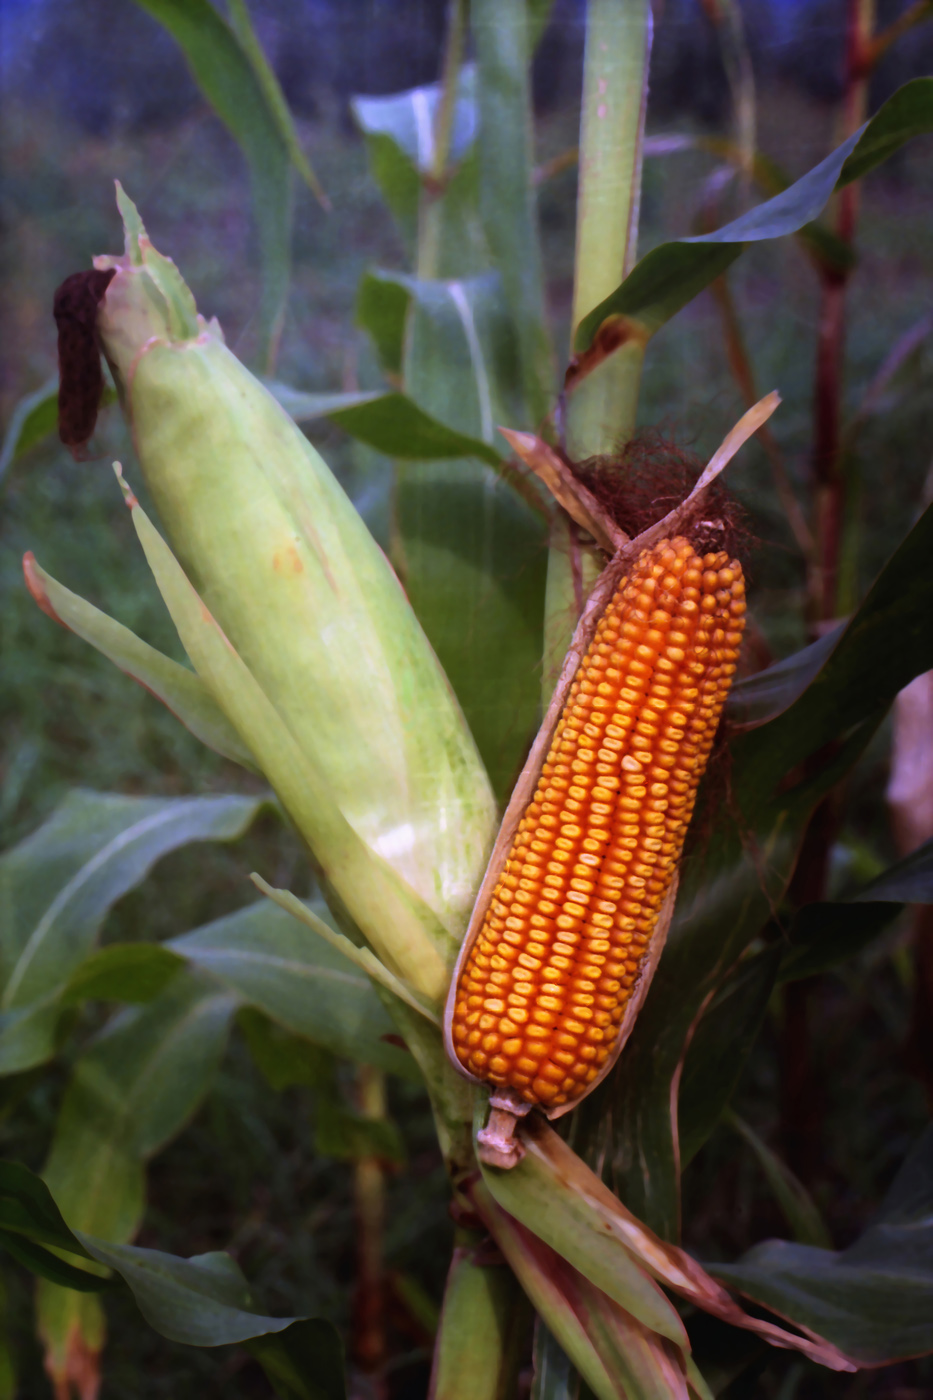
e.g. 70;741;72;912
572;430;749;559
450;535;746;1109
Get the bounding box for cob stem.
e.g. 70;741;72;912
352;1066;389;1393
543;0;652;705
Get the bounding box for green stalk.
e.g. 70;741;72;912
352;1065;388;1392
429;1237;527;1400
417;0;469;281
567;0;652;458
543;0;652;702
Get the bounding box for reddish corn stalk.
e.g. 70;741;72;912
449;537;745;1113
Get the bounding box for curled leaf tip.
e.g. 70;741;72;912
22;553;64;627
112;461;138;509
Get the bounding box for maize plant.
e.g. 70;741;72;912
3;2;933;1398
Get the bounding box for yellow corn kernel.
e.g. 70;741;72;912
451;537;745;1108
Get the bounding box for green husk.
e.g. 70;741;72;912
94;187;496;949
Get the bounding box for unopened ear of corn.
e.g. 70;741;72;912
449;536;745;1111
92;186;495;942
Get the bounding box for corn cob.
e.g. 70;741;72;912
450;535;745;1109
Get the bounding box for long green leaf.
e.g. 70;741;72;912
532;1324;590;1400
0;1160;92;1257
130;0;292;363
37;970;237;1375
350;67;480;257
77;1239;301;1347
169;896;421;1075
60;944;185;1006
574;78;933;353
853;834;933;902
725;625;844;729
726;1113;832;1250
0;1162;345;1397
225;0;328;205
677;947;782;1169
0;790;260;1073
479;1123;689;1347
430;1240;526;1400
24;554;257;769
476;1183;690;1400
269;384;504;467
245;1320;347;1400
0;379;58;484
382;270;548;800
471;0;553;423
0;1231;109;1293
776;835;933;983
40;974;236;1303
712;1127;933;1366
778;902;900;983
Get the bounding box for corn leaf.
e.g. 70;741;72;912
60;944;185;1006
169;896;421;1076
245;1320;346;1400
0;790;261;1074
776;835;933;983
24;554;257;769
712;1126;933;1366
42;972;235;1240
236;1008;332;1092
352;67;478;174
431;1244;525;1400
350;67;480;256
355;271;411;375
268;383;504;467
475;1182;691;1400
37;970;237;1375
0;379;58;484
471;0;554;423
726;1113;832;1250
852;834;933;902
0;1161;346;1398
677;946;783;1169
505;1121;855;1372
574;78;933;354
532;1324;591;1400
315;1098;406;1165
478;1119;689;1347
725;624;844;729
384;270;548;800
129;0;292;363
0;1160;93;1257
251;877;440;1026
0;1231;109;1293
777;903;900;983
74;1238;317;1351
224;0;327;206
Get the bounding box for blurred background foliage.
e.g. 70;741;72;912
1;1;932;1396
